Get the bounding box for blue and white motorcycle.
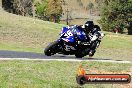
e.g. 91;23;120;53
44;25;104;58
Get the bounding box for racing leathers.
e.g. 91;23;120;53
68;25;104;56
87;26;105;56
69;25;105;57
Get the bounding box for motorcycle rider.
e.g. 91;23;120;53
68;21;104;57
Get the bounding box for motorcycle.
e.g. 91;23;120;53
44;25;104;58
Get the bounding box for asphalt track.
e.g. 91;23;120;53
0;50;131;63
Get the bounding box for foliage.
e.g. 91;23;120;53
2;0;33;16
2;0;62;23
87;2;94;10
35;0;49;20
35;0;62;22
76;0;83;7
86;2;94;14
46;0;62;22
99;0;132;34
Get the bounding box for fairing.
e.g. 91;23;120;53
60;26;87;43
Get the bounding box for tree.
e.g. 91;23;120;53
2;0;33;16
86;2;94;14
2;0;13;13
35;0;48;20
46;0;62;23
128;21;132;35
99;0;132;34
14;0;33;16
35;0;62;23
77;0;83;7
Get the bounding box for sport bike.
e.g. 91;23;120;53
44;26;104;58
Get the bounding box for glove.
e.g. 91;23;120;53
91;35;98;42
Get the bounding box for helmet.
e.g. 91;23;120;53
94;25;101;31
84;21;94;32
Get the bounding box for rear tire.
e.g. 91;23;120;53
75;51;84;58
44;41;59;56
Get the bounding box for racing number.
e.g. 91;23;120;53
64;30;73;37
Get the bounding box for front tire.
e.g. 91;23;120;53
44;41;59;56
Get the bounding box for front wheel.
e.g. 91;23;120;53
44;41;59;56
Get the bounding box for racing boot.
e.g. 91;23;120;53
89;50;96;57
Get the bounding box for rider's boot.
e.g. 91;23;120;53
89;50;96;57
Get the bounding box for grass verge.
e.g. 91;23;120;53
0;60;131;88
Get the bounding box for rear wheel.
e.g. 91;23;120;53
44;41;59;56
75;51;84;58
75;54;84;58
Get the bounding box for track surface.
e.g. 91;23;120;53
0;50;131;63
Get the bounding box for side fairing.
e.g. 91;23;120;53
60;26;87;43
76;30;87;41
60;27;75;43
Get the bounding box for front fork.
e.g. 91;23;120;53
56;39;65;51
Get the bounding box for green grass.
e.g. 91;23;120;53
0;60;131;88
0;9;132;61
0;10;65;53
0;42;41;53
93;32;132;61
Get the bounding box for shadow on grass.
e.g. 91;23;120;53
0;50;130;63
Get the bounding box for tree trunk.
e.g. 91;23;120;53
128;28;132;35
128;22;132;35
